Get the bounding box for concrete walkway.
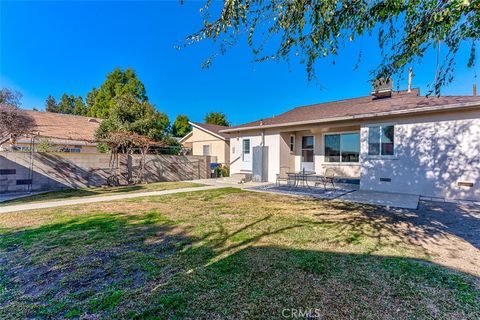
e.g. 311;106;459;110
0;178;419;213
0;185;224;214
336;189;419;209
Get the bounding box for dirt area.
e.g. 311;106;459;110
396;200;480;276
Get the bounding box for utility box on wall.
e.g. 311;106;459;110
252;146;268;182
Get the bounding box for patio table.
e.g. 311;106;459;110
286;170;316;188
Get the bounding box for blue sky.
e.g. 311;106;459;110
1;1;478;126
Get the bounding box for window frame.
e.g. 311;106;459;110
202;144;211;156
242;138;251;161
323;131;360;164
301;135;315;163
289;134;295;154
365;123;397;159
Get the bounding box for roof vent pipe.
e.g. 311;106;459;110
408;67;413;93
474;84;477;96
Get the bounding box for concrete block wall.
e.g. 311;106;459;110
0;152;212;193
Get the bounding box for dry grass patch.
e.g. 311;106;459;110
0;188;478;319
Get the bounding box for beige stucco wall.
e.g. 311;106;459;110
285;128;361;178
360;109;480;201
230;127;360;183
183;127;230;164
229;133;263;174
229;108;480;200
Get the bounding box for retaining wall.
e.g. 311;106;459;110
0;152;211;193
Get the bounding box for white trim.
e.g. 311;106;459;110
289;134;295;154
242;138;251;161
300;135;315;171
220;101;480;133
202;144;212;156
178;131;193;143
189;122;229;141
364;122;397;159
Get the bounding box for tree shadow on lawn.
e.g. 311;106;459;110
0;209;479;319
1;185;150;206
302;197;480;258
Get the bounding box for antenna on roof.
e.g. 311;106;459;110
408;67;413;93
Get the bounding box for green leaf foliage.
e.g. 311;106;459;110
88;68;147;118
204;112;230;126
45;95;58;113
187;0;480;95
73;96;87;116
95;93;170;142
172;114;192;137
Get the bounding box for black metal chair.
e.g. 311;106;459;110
314;168;336;190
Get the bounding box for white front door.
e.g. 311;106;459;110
301;136;315;172
241;138;252;171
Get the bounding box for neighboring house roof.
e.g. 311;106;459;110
179;131;193;143
180;122;230;142
23;110;101;142
221;89;480;132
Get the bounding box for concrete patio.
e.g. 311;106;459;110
243;183;419;209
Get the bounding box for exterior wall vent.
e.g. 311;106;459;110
379;177;391;182
457;181;474;187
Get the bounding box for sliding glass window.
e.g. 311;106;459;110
324;132;360;163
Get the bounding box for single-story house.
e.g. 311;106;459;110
180;122;230;165
221;88;480;201
1;110;101;153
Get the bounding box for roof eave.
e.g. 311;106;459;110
220;101;480;133
189;121;229;141
178;131;193;143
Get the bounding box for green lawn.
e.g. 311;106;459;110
0;181;204;206
0;188;478;319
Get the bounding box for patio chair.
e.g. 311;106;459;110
276;166;291;187
314;168;336;190
324;168;336;189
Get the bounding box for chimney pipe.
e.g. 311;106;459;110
407;67;413;93
474;84;477;96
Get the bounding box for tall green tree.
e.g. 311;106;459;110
95;93;170;143
73;96;87;116
45;95;58;113
188;1;479;94
86;88;97;111
57;94;75;114
204;112;230;126
88;68;148;118
172;114;192;137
